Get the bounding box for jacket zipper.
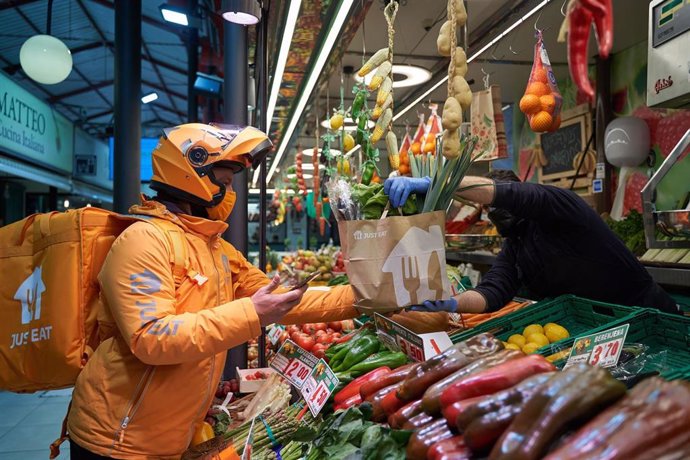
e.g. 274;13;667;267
185;237;222;445
111;366;156;450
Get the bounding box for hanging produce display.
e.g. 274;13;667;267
519;30;563;133
559;0;614;102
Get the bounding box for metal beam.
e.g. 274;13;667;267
0;0;42;11
142;40;184;123
48;80;113;103
142;79;186;103
89;0;185;37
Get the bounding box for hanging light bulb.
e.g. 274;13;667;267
222;0;261;25
19;0;72;85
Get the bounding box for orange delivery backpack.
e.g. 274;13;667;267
0;207;188;392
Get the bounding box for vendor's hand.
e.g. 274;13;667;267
383;176;431;208
251;275;308;326
409;298;458;313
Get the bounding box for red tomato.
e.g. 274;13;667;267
295;335;315;352
312;343;328;359
290;331;304;342
287;325;300;335
278;331;289;344
331;332;342;340
317;334;332;345
328;322;342;332
314;330;327;338
302;324;314;334
326;328;334;334
313;323;328;332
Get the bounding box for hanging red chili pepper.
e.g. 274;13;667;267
295;146;307;194
581;0;613;58
567;2;595;102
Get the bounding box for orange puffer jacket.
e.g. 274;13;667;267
67;200;356;459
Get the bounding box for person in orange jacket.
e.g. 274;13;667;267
66;123;358;459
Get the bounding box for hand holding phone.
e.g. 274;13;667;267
290;270;322;291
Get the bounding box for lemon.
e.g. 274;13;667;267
523;324;544;337
504;343;521;351
543;323;559;333
522;343;540;354
545;325;570;343
527;333;550;348
507;334;527;348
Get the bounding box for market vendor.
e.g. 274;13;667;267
66;123;358;460
384;170;680;315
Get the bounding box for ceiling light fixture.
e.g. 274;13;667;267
141;92;159;104
319;117;375;131
222;0;261;25
393;0;551;122
302;148;342;157
252;0;302;187
287;173;314;179
263;0;356;185
355;64;432;88
159;4;190;25
20;0;72;85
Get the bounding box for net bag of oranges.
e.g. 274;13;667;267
519;31;563;133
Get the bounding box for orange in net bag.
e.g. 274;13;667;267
520;31;563;133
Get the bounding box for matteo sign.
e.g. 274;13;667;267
0;72;73;173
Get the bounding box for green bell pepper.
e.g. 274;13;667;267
346;351;408;376
332;334;381;372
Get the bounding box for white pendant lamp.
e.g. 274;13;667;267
19;0;72;85
222;0;261;25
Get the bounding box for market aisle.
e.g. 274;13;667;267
0;389;71;459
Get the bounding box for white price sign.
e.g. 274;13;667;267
300;359;339;417
269;339;318;389
267;325;284;346
564;324;629;369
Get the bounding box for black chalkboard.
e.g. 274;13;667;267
540;122;583;176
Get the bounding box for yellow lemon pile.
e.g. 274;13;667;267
502;322;570;354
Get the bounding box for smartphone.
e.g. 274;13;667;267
290;270;322;291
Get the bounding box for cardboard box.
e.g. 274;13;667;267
236;367;274;393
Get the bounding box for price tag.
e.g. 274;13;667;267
267;325;284;346
269;339;318;389
300;359;339;417
374;313;453;362
564;324;629;369
596;162;606;179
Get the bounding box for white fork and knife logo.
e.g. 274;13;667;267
14;266;46;325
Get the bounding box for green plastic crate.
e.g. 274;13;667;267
449;295;644;354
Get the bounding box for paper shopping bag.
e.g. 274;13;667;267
338;211;451;314
471;85;508;161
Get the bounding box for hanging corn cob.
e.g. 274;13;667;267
357;48;388;77
386;131;399;169
372;108;392;143
368;61;392;91
372;93;393;120
376;77;393;106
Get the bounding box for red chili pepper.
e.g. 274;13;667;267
370;381;404;422
581;0;612;58
568;2;595;102
441;396;486;426
388;399;424;429
380;388;406;417
439;355;556;409
427;436;471;460
333;393;363;411
359;362;418;400
333;366;392;406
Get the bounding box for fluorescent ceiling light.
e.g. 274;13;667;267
160;5;189;26
302;148;342;156
263;0;356;185
355;64;432;88
393;0;551;122
253;0;301;187
302;163;325;170
265;0;300;130
141;92;158;104
502;104;511;111
319;117;375;131
287;173;313;179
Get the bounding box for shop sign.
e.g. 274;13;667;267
300;359;339;417
269;339;318;389
564;324;629;369
0;72;73;173
74;128;112;190
374;313;453;362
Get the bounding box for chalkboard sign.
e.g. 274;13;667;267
540;121;583;177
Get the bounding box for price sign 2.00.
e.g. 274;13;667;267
270;339;318;389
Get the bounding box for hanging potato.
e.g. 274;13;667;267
442;97;462;131
442;129;461;159
452;75;472;111
437;21;452;57
452;47;468;77
455;0;467;27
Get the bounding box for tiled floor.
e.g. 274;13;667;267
0;389;71;460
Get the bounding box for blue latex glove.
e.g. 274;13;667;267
409;298;458;313
383;176;431;208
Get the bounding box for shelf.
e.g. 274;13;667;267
644;265;690;288
446;251;498;266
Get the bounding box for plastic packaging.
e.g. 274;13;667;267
519;31;563;133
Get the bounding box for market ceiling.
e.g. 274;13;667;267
0;0;649;187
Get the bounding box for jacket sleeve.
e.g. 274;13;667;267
98;223;262;366
227;244;359;324
473;240;521;311
492;182;593;226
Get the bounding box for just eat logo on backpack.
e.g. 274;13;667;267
10;266;53;349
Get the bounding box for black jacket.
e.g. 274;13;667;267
474;182;678;314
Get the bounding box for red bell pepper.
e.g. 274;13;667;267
333;366;391;406
380;388;406;417
441;396;486;426
389;399;423;429
581;0;612;58
359;362;417;400
333;393;362;411
407;419;454;460
369;381;404;422
427;436;471;460
402;412;436;430
567;1;595;102
439;355;556;409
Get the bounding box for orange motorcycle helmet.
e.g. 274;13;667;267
150;123;272;207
